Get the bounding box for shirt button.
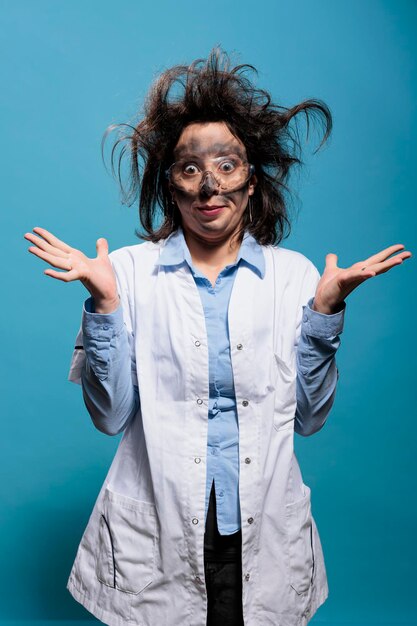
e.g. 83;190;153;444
242;400;249;407
245;457;251;464
215;278;221;284
218;490;224;497
248;517;254;524
102;325;109;331
192;518;199;525
245;573;250;581
194;340;201;347
197;398;203;405
194;457;201;464
237;343;243;350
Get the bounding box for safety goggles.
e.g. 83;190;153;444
165;155;255;195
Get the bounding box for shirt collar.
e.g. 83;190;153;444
156;227;265;279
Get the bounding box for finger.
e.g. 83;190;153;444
342;255;404;284
43;268;78;282
357;250;412;272
362;244;406;266
24;232;69;259
31;226;72;253
367;255;406;275
96;238;109;259
28;246;72;271
395;250;413;261
325;253;338;269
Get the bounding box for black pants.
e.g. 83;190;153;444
204;482;244;626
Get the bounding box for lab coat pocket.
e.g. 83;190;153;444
285;485;315;595
95;486;157;595
273;353;297;431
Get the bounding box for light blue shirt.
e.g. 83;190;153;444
157;228;265;534
80;229;346;534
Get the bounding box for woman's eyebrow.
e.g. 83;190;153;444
174;143;245;159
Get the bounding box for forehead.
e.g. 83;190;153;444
173;121;246;159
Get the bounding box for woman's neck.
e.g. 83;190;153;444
184;229;241;265
182;227;243;284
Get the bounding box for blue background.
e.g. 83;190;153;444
1;0;416;624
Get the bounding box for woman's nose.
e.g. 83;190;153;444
199;171;219;196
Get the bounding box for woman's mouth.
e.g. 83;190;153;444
196;205;226;217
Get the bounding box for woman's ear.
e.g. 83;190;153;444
248;173;257;196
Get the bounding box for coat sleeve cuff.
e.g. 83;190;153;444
82;296;125;339
302;296;346;339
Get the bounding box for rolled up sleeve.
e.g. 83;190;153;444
295;296;346;436
80;296;139;436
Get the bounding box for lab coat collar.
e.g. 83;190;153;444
156;226;265;279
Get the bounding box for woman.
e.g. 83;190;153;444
24;49;411;626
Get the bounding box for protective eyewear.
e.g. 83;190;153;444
165;155;255;195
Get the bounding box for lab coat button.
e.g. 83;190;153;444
248;517;254;524
245;457;251;464
242;400;249;407
194;340;201;347
197;398;203;405
195;575;203;584
245;573;250;581
194;457;201;464
237;343;243;350
192;518;199;525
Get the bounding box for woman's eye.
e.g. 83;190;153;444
218;160;236;173
183;164;199;176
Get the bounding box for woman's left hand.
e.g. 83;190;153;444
313;244;413;315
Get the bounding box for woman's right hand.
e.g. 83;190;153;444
24;227;120;313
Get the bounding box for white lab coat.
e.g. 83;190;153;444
66;236;330;626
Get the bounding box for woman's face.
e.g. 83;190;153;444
169;121;256;247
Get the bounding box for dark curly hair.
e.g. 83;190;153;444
103;47;332;246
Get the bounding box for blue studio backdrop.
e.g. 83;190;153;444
1;0;416;624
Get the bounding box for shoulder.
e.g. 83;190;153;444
265;244;320;277
109;240;160;260
108;240;161;267
262;245;321;298
105;241;162;289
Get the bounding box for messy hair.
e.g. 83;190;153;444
104;47;332;246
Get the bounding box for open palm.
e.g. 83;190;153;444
24;227;120;310
313;244;412;314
